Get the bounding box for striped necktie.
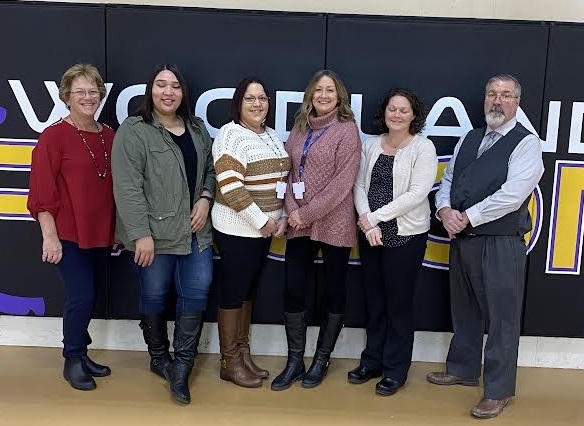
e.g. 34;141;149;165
477;131;499;158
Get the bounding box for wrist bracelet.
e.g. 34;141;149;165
200;195;214;206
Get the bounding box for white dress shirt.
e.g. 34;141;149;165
435;118;544;228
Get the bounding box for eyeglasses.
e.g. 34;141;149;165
70;89;101;98
485;91;519;102
243;95;269;104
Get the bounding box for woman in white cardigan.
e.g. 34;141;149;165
349;88;438;396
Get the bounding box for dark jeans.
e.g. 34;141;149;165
284;236;351;314
132;237;213;315
56;240;110;359
358;233;427;383
214;231;271;309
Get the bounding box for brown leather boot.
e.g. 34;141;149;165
238;300;269;379
218;308;262;388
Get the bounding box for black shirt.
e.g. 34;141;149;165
169;130;198;209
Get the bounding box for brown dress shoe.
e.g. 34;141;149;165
426;371;479;386
470;397;511;419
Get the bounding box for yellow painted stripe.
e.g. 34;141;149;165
435;161;448;184
0;192;30;216
424;237;450;268
0;143;35;167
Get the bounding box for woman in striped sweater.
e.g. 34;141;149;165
212;76;290;388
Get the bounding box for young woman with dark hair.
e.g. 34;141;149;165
112;64;215;404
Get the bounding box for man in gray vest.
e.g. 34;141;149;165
427;74;544;419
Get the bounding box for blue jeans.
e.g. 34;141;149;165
132;237;213;315
56;240;110;359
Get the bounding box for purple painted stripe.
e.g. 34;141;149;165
548;162;564;270
0;140;37;146
0;163;30;169
428;234;450;244
423;259;448;268
572;190;584;271
548;162;584;272
528;187;542;248
0;213;31;218
0;293;45;316
0;190;28;195
267;253;285;261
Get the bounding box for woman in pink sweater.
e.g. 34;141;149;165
271;70;361;391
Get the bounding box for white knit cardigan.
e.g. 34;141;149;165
354;134;438;236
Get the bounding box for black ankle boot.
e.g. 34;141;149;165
301;312;344;389
140;315;172;379
271;311;306;391
63;357;96;391
165;311;203;404
81;355;111;377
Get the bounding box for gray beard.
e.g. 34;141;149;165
485;111;505;128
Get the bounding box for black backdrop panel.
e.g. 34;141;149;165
327;16;549;331
0;2;106;317
523;24;584;337
105;6;326;321
1;2;583;337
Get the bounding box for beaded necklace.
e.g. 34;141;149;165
241;123;286;179
70;119;108;179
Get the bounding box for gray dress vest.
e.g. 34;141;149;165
450;122;532;236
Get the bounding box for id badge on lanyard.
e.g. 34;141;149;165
296;126;330;199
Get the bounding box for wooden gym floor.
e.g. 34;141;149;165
0;346;582;425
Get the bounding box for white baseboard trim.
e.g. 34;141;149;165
1;316;583;369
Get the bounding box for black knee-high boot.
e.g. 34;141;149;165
165;311;204;404
301;312;344;388
271;311;307;391
140;314;172;379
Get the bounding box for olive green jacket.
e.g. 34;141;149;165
112;115;215;254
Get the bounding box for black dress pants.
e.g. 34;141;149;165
358;233;427;383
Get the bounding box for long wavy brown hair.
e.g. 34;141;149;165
293;69;355;132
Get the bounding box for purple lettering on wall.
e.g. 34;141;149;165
0;107;6;124
0;293;45;315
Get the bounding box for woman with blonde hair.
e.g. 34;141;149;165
28;63;114;391
271;70;361;391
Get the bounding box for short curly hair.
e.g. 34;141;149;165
374;88;427;135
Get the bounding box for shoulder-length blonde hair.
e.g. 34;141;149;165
293;69;355;132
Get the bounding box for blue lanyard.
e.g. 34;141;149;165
298;126;330;180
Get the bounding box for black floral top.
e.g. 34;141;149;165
367;154;413;247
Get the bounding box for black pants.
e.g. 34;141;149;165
56;240;110;359
215;231;271;309
284;236;351;314
446;235;526;400
358;233;427;383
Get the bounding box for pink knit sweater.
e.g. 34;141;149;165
284;108;361;247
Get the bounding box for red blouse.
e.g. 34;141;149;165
27;119;115;249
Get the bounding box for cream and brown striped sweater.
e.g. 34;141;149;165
211;121;290;237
